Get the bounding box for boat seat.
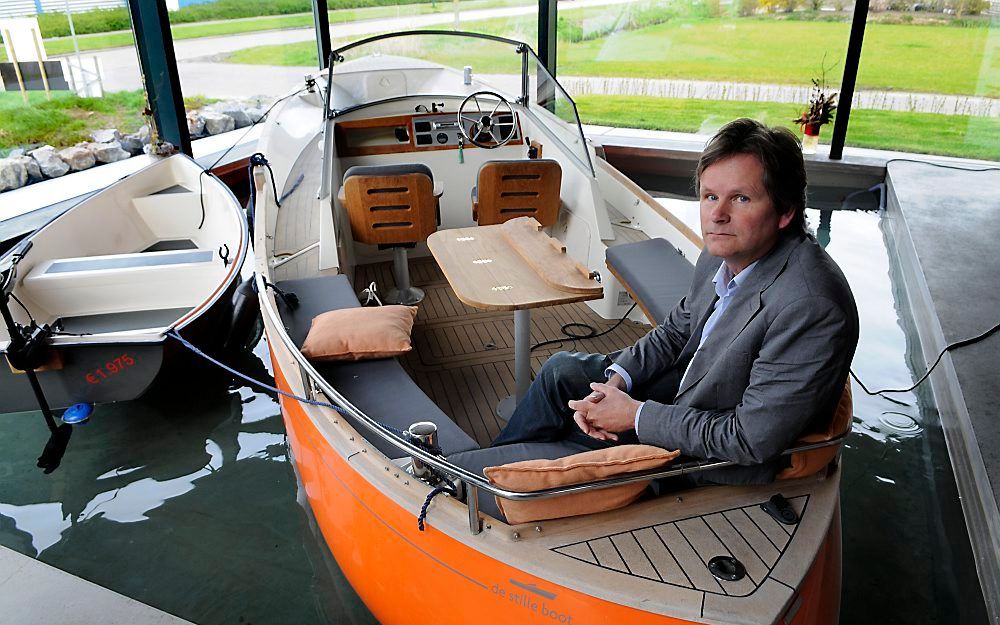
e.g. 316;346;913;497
472;159;561;226
21;249;223;319
273;275;480;460
605;238;695;323
339;163;442;305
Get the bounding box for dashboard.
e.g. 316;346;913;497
334;111;523;157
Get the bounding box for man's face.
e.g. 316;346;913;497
699;153;794;274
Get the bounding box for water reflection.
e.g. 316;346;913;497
0;338;376;625
812;207;987;625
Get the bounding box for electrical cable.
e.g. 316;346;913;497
852;319;1000;397
196;87;308;229
8;292;34;324
530;303;637;352
883;158;1000;173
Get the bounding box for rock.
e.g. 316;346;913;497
90;128;121;143
58;146;96;172
201;111;235;135
246;107;266;124
8;148;25;157
29;146;70;178
215;103;250;129
90;141;131;164
10;155;42;181
120;133;145;156
136;125;151;143
0;158;28;192
187;112;206;138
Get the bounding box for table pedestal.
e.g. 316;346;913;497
496;309;531;420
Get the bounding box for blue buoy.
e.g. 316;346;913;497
62;403;93;425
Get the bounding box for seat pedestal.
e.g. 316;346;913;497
385;247;424;305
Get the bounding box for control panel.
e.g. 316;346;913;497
411;113;520;148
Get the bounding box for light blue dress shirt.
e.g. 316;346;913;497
603;260;759;431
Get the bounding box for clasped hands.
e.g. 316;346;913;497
568;373;641;442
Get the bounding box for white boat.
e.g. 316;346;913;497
252;31;846;625
0;154;249;413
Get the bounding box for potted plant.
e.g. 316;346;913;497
793;77;838;155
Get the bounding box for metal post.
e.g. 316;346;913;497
537;0;557;80
312;0;330;70
514;309;531;402
829;0;870;160
466;483;481;534
126;0;192;156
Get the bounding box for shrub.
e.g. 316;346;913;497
737;0;760;16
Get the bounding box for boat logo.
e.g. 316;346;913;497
455;236;476;242
472;258;493;264
491;285;513;291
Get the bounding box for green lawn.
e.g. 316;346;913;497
574;95;999;161
227;16;996;97
0;91;211;151
0;0;532;61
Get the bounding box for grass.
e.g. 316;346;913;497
0;91;212;152
0;0;533;61
573;95;1000;161
225;15;996;96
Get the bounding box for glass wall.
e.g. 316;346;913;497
0;7;149;196
847;3;998;160
554;0;853;152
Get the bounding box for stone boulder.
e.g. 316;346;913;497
187;112;206;138
90;128;122;143
29;146;70;178
246;107;266;124
10;155;42;182
58;146;96;172
90;141;131;164
201;111;235;135
0;158;28;192
215;103;251;129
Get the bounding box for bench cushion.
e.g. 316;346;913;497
605;238;694;323
274;276;479;459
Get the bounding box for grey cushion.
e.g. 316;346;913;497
274;275;479;459
448;440;593;522
343;163;433;182
605;238;694;323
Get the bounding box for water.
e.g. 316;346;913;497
0;207;988;624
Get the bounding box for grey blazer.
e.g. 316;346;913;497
613;232;859;484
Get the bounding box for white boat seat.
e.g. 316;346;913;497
605;238;694;323
22;249;223;320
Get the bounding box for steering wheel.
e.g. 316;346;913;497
457;91;516;149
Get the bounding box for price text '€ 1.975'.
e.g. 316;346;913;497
86;353;136;385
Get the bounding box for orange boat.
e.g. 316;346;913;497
253;31;846;625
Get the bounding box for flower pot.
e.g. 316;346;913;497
801;123;821;155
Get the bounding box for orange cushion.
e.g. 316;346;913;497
301;305;418;361
777;380;853;480
485;445;680;524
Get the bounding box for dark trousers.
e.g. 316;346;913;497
492;351;682;449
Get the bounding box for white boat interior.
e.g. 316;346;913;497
0;156;246;345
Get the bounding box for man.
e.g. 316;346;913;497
459;118;859;486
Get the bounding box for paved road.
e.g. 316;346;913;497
82;0;634;97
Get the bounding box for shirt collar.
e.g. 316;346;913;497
712;260;759;298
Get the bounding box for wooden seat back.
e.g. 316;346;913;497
473;159;562;227
342;165;438;246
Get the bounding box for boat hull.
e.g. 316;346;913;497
269;341;841;625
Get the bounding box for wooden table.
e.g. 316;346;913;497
427;217;604;419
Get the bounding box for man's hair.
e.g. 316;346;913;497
695;118;807;235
